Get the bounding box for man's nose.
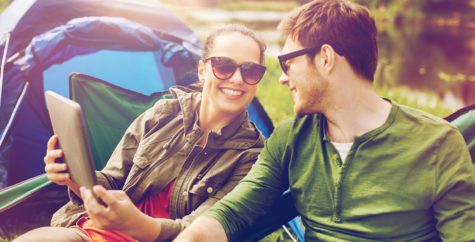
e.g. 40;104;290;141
279;72;289;86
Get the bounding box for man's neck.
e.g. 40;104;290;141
323;83;391;143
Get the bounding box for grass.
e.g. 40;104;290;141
219;1;299;12
256;57;294;126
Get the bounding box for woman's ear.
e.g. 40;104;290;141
198;60;205;83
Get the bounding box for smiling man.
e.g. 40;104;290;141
174;0;475;241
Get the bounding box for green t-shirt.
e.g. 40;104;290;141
203;102;475;241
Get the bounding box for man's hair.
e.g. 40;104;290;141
278;0;377;82
202;24;266;65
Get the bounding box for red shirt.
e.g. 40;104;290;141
77;181;175;241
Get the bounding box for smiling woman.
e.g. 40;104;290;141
198;32;266;137
13;24;268;242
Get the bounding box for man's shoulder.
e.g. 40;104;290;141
395;102;453;128
392;102;460;138
273;113;322;134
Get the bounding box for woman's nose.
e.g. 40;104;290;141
228;68;245;84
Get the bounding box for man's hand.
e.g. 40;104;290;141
81;185;161;241
44;135;80;196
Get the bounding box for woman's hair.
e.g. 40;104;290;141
202;24;266;65
278;0;378;82
189;24;266;91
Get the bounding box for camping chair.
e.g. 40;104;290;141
0;72;274;238
238;104;475;242
444;104;475;168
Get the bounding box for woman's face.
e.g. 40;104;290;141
198;32;262;118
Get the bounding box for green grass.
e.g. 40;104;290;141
219;1;298;12
0;0;9;14
256;57;294;126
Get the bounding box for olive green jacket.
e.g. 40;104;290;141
51;86;265;241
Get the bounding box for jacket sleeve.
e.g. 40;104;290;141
433;127;475;241
154;148;262;241
200;121;292;241
51;101;164;227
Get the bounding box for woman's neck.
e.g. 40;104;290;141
198;104;242;140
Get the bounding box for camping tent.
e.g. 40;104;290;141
0;0;274;238
0;0;205;188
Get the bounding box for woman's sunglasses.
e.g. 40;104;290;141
204;57;266;85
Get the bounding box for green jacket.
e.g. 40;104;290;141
205;101;475;241
51;86;265;241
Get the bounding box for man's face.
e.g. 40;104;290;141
278;37;329;115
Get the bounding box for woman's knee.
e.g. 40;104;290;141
13;226;89;242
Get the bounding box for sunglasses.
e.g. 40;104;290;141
278;45;322;74
204;57;266;85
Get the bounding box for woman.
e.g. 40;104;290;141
14;24;267;241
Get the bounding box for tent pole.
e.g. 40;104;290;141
0;31;11;108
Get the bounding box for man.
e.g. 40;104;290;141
175;0;475;241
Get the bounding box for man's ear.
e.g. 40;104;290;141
318;44;336;74
198;60;205;83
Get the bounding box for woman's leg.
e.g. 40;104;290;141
12;226;90;242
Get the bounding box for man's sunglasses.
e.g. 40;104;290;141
204;57;266;85
278;45;322;74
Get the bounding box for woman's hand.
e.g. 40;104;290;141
44;135;80;196
82;185;161;241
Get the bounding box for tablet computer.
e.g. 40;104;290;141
45;91;98;190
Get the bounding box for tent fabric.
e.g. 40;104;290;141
0;16;200;187
0;0;203;60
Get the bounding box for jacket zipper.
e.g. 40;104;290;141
174;137;204;218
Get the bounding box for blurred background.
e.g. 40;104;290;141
1;0;474;125
161;0;475;125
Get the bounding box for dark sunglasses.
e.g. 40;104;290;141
278;45;322;74
204;57;266;85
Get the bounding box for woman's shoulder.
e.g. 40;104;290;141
147;85;201;116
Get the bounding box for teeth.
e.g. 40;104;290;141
221;88;243;96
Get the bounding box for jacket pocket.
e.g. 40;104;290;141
188;179;223;199
132;135;175;169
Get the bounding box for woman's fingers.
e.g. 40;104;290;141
46;135;58;151
44;149;63;164
44;135;63;165
46;172;71;185
44;162;67;173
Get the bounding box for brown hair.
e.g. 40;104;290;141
202;24;266;65
278;0;378;82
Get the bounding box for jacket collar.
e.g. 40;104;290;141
169;86;264;150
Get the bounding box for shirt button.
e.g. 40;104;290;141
207;187;213;194
182;191;188;196
204;151;207;155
